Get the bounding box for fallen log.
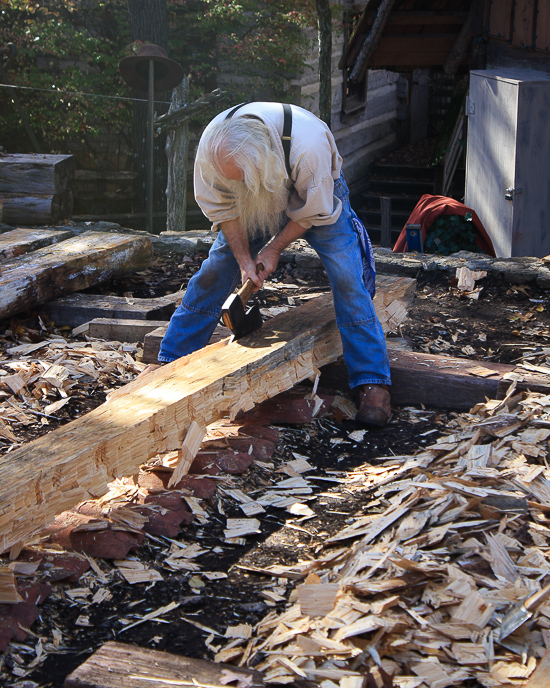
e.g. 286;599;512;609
142;274;416;363
45;291;181;328
0;232;153;321
0;274;414;553
321;348;550;410
64;641;264;688
0;190;73;225
0;228;73;262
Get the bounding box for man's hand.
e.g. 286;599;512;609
255;244;281;282
240;258;263;290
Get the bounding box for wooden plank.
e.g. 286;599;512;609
47;292;180;328
0;189;73;225
88;318;171;342
370;36;456;68
487;0;514;40
0;153;75;195
511;0;536;48
535;0;550;51
64;641;264;688
0;275;414;554
0;232;152;321
142;274;415;364
0;228;73;262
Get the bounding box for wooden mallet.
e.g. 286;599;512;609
221;264;264;339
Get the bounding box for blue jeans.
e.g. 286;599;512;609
158;175;391;389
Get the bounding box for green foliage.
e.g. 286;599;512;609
425;212;483;256
0;1;132;152
0;0;317;153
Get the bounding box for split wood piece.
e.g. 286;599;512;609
0;153;75;195
0;231;152;321
0;190;73;225
0;281;414;553
322;349;550;410
0;228;74;262
142;274;416;363
87;318;230;344
63;640;264;688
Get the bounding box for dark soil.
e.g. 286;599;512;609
1;252;550;687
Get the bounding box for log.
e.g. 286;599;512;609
142;274;416;363
0;232;153;321
0;153;75;195
0;189;73;225
46;292;181;328
321;348;550;410
0;274;415;553
0;228;74;262
64;641;264;688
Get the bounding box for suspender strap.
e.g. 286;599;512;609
224;102;293;178
225;102;247;119
282;103;292;178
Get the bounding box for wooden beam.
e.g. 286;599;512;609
0;274;415;553
88;318;171;342
142;274;416;364
46;291;181;328
0;190;73;225
0;228;73;262
0;153;75;195
64;641;264;688
0;232;152;321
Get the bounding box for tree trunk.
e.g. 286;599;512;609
127;0;171;229
165;78;189;232
315;0;332;128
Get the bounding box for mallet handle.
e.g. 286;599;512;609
237;263;264;306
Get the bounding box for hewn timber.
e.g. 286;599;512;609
143;274;416;363
0;228;73;262
0;190;73;225
88;318;230;344
0;153;75;195
0;275;414;553
64;641;264;688
0;232;152;321
46;291;181;328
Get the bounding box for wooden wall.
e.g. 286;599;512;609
485;0;550;52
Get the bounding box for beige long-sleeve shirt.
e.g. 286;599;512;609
193;102;343;231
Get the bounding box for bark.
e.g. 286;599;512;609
315;0;333;128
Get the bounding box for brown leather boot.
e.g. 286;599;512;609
356;384;391;427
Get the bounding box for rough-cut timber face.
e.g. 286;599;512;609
0;231;153;320
0;228;74;262
0;275;415;554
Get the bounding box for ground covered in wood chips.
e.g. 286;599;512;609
1;252;550;688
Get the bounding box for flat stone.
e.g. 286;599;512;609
215;450;255;474
226;437;276;461
19;550;90;583
139;493;194;537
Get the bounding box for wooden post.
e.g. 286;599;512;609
166;78;189;232
380;196;392;248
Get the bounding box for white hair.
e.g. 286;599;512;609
197;116;289;239
198;116;288;194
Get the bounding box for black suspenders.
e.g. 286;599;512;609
225;102;293;178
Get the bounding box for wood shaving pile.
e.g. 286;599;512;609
213;390;550;688
0;338;144;444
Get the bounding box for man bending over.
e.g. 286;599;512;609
156;102;391;426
